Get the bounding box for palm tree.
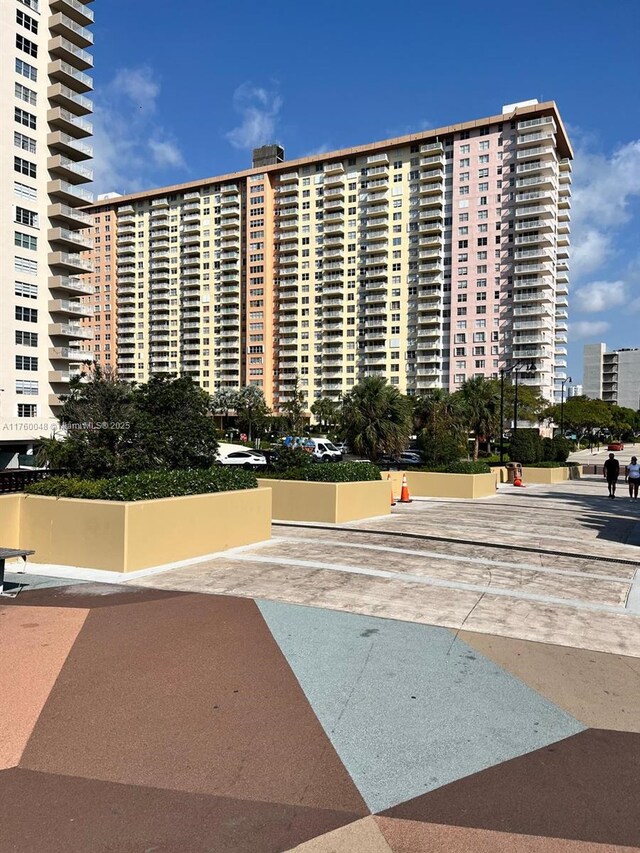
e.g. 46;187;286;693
457;376;500;461
340;377;412;462
311;397;338;431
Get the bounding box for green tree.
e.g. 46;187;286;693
311;397;339;431
456;376;500;461
37;364;135;477
543;395;612;445
280;373;307;435
210;388;239;431
235;385;271;441
413;390;467;466
340;377;412;462
37;372;219;477
130;375;219;471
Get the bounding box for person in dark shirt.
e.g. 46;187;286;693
603;453;620;499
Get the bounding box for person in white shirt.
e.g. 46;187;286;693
625;456;640;499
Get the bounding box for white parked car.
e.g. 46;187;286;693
216;444;267;469
305;438;342;462
334;442;350;455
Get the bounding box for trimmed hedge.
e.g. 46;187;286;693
265;461;381;483
523;461;568;469
415;461;491;475
25;468;258;501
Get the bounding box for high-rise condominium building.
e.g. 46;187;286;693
0;0;94;464
583;343;640;410
81;99;571;412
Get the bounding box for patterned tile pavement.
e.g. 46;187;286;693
1;477;640;850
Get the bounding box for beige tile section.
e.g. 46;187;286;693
250;540;631;606
289;816;393;852
0;605;88;769
464;594;640;657
457;631;640;732
130;559;480;628
375;817;640;853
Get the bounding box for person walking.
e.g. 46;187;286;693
603;452;620;499
625;456;640;500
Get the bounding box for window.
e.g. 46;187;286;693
14;107;36;129
477;237;488;246
15;82;36;105
15;305;37;322
479;141;490;150
14;156;36;178
15;58;37;81
15;330;37;347
16;34;37;57
16;379;38;394
16;206;38;227
16;355;38;371
17;9;38;32
14;131;36;154
15;231;37;250
15;280;37;298
17;404;37;417
14;256;37;275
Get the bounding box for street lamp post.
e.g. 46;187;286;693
559;375;572;436
499;364;518;465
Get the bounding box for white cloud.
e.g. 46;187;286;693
226;83;282;150
110;67;160;109
569;320;610;340
149;139;185;168
572;280;626;313
91;66;186;194
571;139;640;281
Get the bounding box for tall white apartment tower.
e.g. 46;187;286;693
0;0;94;466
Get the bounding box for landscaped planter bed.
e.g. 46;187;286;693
0;488;272;572
257;478;391;523
405;471;497;499
521;466;576;484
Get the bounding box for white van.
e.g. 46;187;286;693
305;438;342;462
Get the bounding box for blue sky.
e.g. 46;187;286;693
91;0;640;384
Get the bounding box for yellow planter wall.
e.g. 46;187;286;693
521;467;570;484
405;471;497;499
0;495;21;549
257;478;391;523
5;488;272;573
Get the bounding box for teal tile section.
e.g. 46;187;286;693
3;573;86;592
257;600;586;813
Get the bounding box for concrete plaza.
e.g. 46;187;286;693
1;475;639;851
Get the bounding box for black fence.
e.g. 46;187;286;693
0;469;67;494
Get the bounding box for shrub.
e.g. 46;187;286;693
25;468;257;501
509;429;542;464
524;461;567;468
416;461;491;474
270;444;313;472
266;461;381;483
417;427;466;467
552;435;571;462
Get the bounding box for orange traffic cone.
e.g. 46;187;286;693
399;473;412;503
513;475;524;487
388;473;396;506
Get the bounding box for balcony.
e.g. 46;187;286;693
49;274;92;295
516;131;555;147
50;12;93;48
48;202;92;229
515;174;556;191
48;298;91;317
48;131;93;162
48;107;93;140
48;36;93;70
48;82;93;116
48;154;93;184
48;59;93;94
518;116;556;133
50;0;94;26
49;346;93;362
48;322;92;339
48;226;92;251
49;250;92;273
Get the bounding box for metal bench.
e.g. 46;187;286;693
0;548;35;597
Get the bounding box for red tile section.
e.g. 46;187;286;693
20;593;368;815
0;768;363;853
381;730;640;848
